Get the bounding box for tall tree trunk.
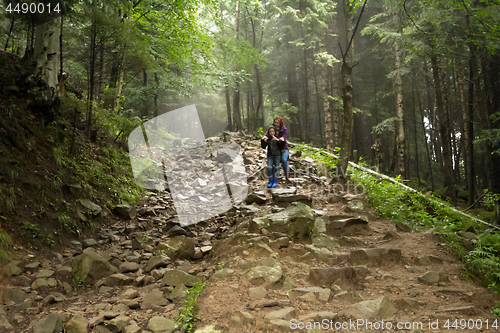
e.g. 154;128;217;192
430;52;456;204
154;72;159;119
313;54;324;148
338;0;355;173
394;28;405;178
232;0;243;132
287;61;300;139
417;89;435;191
98;43;106;100
86;14;97;132
113;51;126;112
301;26;310;142
225;87;233;131
323;12;335;152
34;18;60;98
411;80;421;187
457;68;469;187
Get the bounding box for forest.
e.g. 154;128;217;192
2;0;500;331
2;0;499;218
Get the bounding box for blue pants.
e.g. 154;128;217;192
267;155;281;178
281;149;289;174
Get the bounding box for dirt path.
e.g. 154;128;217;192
1;132;499;333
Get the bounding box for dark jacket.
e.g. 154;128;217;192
261;136;285;157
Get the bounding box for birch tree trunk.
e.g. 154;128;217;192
33;18;60;100
394;12;406;178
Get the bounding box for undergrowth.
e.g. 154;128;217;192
176;282;206;333
0;93;145;255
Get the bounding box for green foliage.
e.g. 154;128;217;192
21;220;40;239
483;189;500;211
176;282;207;333
256;127;266;138
306;224;318;239
0;226;12;261
466;233;500;293
295;143;340;170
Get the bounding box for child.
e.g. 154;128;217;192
261;126;285;188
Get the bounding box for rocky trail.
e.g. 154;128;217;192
1;131;500;333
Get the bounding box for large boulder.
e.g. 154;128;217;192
252;202;315;240
72;251;117;283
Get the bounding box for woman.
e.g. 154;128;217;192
261;126;285;188
273;116;290;182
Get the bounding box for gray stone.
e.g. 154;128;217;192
325;217;370;237
144;255;170;273
294;287;331;302
2;287;28;304
395;222;412;232
0;311;12;330
162;269;202;287
349;248;403;266
36;270;54;279
249;287;268;299
414;255;443;266
346;296;396;319
270;237;290;249
346;200;364;212
3;261;22;277
121;289;139;300
124;321;140;333
264;307;296;321
43;292;66;304
119;262;142;273
210;268;234;281
112;303;130;312
246;192;267;204
395;298;423;310
314;218;327;233
252;202;315;239
418;271;449;285
10;275;31;287
141;289;168;309
335;290;364;303
274;193;312;204
72;251;118;283
105;274;134;287
79;199;102;216
25;261;41;273
166;226;187;237
247;266;282;285
65;314;88;333
168;284;188;301
83;238;98;248
309;266;368;287
107;315;130;333
155;236;195;260
147;316;175;333
114;205;136;220
34;313;63;333
32;278;49;290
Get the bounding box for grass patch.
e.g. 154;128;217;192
176;282;207;333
